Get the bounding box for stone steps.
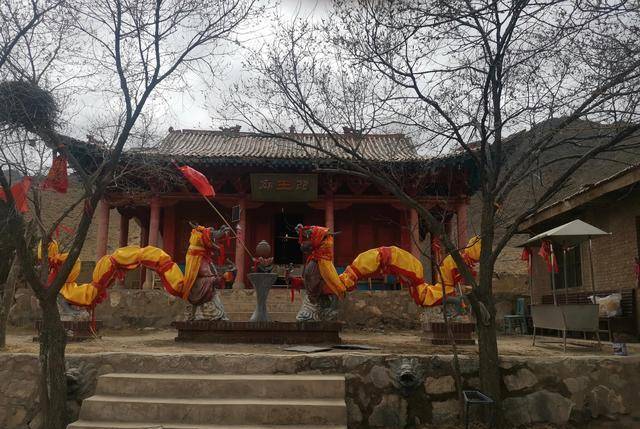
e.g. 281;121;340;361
69;422;346;429
95;373;345;399
219;289;301;322
69;373;347;429
226;312;298;322
223;303;301;312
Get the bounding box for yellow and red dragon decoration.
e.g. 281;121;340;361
48;223;480;313
42;226;222;308
295;225;481;307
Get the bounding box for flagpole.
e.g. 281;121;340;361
200;194;254;259
174;160;255;259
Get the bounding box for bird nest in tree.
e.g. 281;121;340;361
0;80;58;130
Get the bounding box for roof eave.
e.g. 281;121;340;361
519;164;640;231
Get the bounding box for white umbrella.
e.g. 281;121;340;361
520;219;611;304
521;219;610;247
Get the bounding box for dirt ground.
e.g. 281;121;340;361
3;327;636;357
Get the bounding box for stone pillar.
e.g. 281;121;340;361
145;196;161;289
95;200;110;259
119;215;129;248
233;196;247;289
410;208;420;258
456;202;468;249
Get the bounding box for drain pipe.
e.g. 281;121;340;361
391;358;424;397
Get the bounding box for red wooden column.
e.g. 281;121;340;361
117;214;130;288
325;192;335;261
233;196;247;288
119;215;129;248
138;222;149;289
410;208;420;258
95;200;110;259
456;202;468;249
145;196;161;289
324;191;334;231
162;204;176;258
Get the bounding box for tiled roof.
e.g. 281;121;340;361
145;129;421;165
520;163;640;230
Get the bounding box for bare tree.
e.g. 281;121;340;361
227;1;640;423
1;1;257;428
0;0;85;343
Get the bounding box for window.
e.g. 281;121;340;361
554;246;582;289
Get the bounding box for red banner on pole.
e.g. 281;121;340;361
521;247;532;274
178;165;215;197
538;240;559;273
0;177;32;213
42;155;68;193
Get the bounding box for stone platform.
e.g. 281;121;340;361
33;320;102;342
423;321;476;345
171;320;343;344
2;342;639;429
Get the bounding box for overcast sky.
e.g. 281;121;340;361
67;0;332;140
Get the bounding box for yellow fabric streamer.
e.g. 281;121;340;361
45;227;214;307
303;225;481;308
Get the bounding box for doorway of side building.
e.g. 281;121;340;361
274;212;304;264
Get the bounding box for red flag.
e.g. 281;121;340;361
538;240;559;273
521;247;532;274
178;165;215;197
42;155;68;193
0;177;32;213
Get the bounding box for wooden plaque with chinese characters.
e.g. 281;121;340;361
250;173;318;202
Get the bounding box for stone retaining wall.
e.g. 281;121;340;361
9;288;424;330
10;283;522;331
1;352;638;428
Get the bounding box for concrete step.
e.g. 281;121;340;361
96;374;345;399
79;396;347;425
223;307;301;313
223;297;301;303
226;312;298;322
69;421;346;429
220;289;302;297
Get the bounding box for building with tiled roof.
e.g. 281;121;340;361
85;128;477;289
150;128;421;166
518;164;640;339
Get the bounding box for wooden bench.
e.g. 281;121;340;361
541;289;637;341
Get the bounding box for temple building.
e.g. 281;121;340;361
88;128;476;289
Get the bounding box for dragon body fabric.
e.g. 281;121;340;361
298;226;481;307
44;226;221;308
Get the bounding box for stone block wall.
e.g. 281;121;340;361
9;283;527;331
1;352;638;429
9;289;426;330
338;290;422;330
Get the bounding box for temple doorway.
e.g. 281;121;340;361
274;211;304;264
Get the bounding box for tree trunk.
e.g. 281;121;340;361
475;193;502;425
38;296;68;429
0;257;19;349
475;286;502;425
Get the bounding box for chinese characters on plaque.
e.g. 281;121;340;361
251;174;318;201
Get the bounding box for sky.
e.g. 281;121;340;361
67;0;333;140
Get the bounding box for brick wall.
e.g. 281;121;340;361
39;176;141;261
529;195;640;331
